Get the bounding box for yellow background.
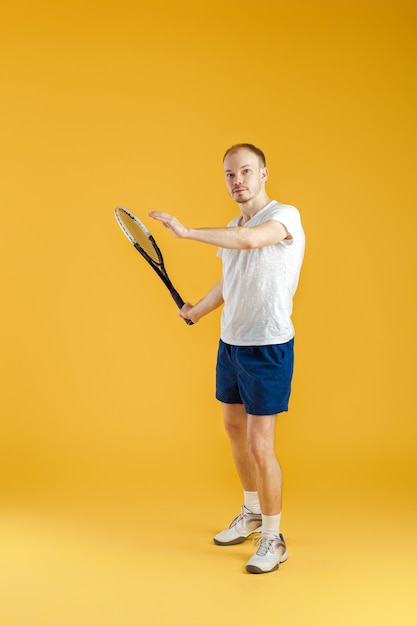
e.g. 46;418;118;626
1;1;416;624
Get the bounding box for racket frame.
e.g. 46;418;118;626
114;206;193;324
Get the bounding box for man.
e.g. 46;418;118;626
149;143;305;574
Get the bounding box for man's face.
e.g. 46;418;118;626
223;148;268;204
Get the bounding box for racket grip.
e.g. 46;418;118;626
170;289;194;326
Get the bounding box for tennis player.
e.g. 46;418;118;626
149;143;305;574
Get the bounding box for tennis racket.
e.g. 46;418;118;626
114;206;193;325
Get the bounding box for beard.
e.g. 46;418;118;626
232;189;252;203
231;181;262;204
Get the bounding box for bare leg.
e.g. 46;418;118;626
222;404;282;516
247;414;282;516
222;403;257;491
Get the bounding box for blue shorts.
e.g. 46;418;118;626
215;339;294;416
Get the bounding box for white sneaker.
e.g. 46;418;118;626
246;533;288;574
213;506;262;546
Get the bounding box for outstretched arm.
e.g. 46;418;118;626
179;279;223;324
148;211;289;249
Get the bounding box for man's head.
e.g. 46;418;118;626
223;143;266;168
223;143;269;206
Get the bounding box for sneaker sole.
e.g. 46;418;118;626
246;549;289;574
246;563;280;574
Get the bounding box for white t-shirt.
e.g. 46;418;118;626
217;200;305;346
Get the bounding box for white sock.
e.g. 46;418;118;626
244;491;261;514
262;513;281;536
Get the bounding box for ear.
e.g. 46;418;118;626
260;167;269;183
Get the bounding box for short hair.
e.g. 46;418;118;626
223;143;266;168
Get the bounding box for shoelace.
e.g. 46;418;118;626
229;506;255;530
229;511;246;530
252;534;283;556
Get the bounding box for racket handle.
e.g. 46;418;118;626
170;289;194;326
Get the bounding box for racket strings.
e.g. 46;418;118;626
118;210;163;266
131;224;162;265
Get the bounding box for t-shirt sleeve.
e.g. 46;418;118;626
268;205;303;241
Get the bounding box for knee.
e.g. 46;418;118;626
247;437;273;468
224;419;246;441
222;404;248;441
